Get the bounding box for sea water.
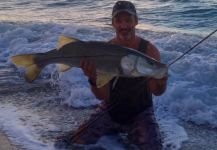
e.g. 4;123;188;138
0;0;217;150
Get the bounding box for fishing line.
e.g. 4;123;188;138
168;29;217;67
69;101;120;141
57;29;217;144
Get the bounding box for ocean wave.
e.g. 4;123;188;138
0;21;217;149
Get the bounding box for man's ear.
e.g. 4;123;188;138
112;18;114;26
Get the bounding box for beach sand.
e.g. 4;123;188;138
180;123;217;150
0;131;21;150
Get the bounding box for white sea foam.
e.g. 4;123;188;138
0;21;217;150
0;104;56;150
56;69;100;107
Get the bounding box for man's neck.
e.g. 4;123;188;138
113;36;141;49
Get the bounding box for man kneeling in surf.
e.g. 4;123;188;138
56;1;168;150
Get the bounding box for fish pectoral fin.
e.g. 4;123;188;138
25;64;41;83
111;76;119;89
58;64;71;72
96;73;113;88
57;35;81;50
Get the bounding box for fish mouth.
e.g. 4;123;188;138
154;66;168;79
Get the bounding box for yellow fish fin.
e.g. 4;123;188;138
57;35;80;50
96;73;114;88
11;54;35;67
25;64;41;83
11;54;42;83
58;64;71;72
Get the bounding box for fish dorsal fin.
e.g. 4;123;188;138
96;73;113;88
56;35;80;71
57;35;80;50
58;64;71;72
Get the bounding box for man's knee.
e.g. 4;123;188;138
73;128;103;144
128;111;163;149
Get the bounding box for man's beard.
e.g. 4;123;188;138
118;28;134;41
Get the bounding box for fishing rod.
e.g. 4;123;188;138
66;79;147;143
168;29;217;67
65;101;121;142
60;29;217;144
57;102;120;142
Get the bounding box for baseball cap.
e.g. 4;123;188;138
112;1;137;18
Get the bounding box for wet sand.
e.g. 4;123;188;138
0;131;21;150
0;66;22;150
180;123;217;150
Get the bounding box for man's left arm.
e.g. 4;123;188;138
145;42;168;96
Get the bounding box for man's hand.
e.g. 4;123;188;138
148;76;168;96
80;58;109;100
80;58;97;82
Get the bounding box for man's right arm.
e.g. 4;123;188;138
90;83;110;101
145;42;168;96
80;59;110;101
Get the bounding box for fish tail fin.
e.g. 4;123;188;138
11;54;42;82
25;64;41;83
11;54;36;67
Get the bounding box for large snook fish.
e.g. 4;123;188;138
11;35;168;88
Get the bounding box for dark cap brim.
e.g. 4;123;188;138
112;9;137;17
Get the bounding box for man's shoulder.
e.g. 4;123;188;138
145;41;161;61
108;38;115;44
139;37;149;43
138;37;149;50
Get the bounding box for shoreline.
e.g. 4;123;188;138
0;131;22;150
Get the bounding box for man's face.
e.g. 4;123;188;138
112;12;138;42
